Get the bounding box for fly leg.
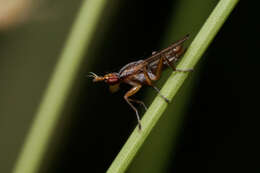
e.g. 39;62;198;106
163;55;193;72
151;85;170;103
151;56;164;81
124;85;143;130
143;65;170;103
128;98;147;110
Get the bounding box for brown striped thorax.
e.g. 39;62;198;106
89;34;192;130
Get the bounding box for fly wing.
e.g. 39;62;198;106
145;34;189;64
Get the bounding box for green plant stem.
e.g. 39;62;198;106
107;0;239;172
11;1;107;173
127;0;217;172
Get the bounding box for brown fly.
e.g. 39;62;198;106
89;34;192;130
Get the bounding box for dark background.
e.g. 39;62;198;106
0;0;258;173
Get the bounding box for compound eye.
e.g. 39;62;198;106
104;73;119;85
107;77;118;84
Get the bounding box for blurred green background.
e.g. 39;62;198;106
0;0;257;173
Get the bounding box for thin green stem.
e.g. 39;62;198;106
107;0;239;172
12;1;107;173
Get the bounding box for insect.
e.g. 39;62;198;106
89;34;192;130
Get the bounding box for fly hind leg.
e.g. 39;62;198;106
163;51;193;72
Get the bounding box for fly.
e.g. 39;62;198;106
89;34;192;130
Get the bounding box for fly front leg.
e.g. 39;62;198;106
124;84;143;130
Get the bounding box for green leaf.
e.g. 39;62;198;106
11;1;107;173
